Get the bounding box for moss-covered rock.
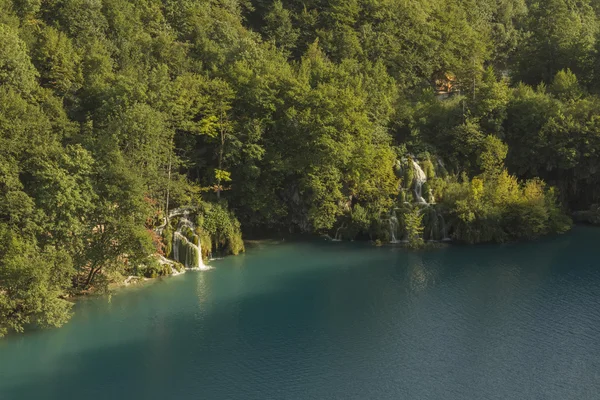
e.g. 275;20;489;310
199;201;245;256
422;158;436;180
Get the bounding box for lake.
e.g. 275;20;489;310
1;228;599;399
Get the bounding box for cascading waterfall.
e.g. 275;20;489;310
333;224;346;242
157;254;183;275
411;159;428;205
438;213;451;242
171;211;208;270
419;204;452;242
385;157;452;244
389;210;399;243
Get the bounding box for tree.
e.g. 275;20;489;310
0;227;74;337
263;0;299;54
32;26;83;97
207;80;235;199
0;24;38;93
0;0;593;337
513;0;597;87
550;69;582;101
404;207;424;248
72;153;155;290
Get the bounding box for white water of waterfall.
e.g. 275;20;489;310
173;234;179;264
411;160;428;205
438;214;451;242
172;213;209;270
333;224;346;242
389;210;399;243
157;254;184;276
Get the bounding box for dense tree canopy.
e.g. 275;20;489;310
2;0;600;336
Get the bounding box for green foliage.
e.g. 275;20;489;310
443;171;571;244
550;69;582;101
403;165;415;190
474;68;510;135
143;257;174;279
0;225;74;337
214;169;232;183
0;24;38;93
513;0;597;88
404;207;425;249
199;202;244;256
163;225;173;258
32;26;83;96
422;159;436;180
478;135;508;175
263;0;299;53
2;0;599;337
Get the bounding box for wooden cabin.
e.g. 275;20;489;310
433;72;458;100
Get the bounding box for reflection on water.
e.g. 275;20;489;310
195;269;210;306
407;253;432;293
0;228;599;400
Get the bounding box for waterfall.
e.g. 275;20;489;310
156;217;167;236
389;210;399;243
438;214;451;242
333;223;346;242
411;159;428;205
383;157;452;244
170;211;209;270
168;206;196;219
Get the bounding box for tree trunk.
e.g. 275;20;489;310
87;267;102;288
165;138;173;220
84;263;101;288
217;111;225;200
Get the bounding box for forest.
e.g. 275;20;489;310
2;0;600;336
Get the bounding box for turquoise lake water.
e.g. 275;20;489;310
1;228;599;399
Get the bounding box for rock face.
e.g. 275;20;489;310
573;205;600;225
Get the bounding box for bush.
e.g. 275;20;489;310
441;171;571;243
198;202;245;256
142;258;174;278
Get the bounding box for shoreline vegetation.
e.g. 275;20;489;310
72;222;586;301
3;0;600;336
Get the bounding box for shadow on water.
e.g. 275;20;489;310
1;228;600;399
